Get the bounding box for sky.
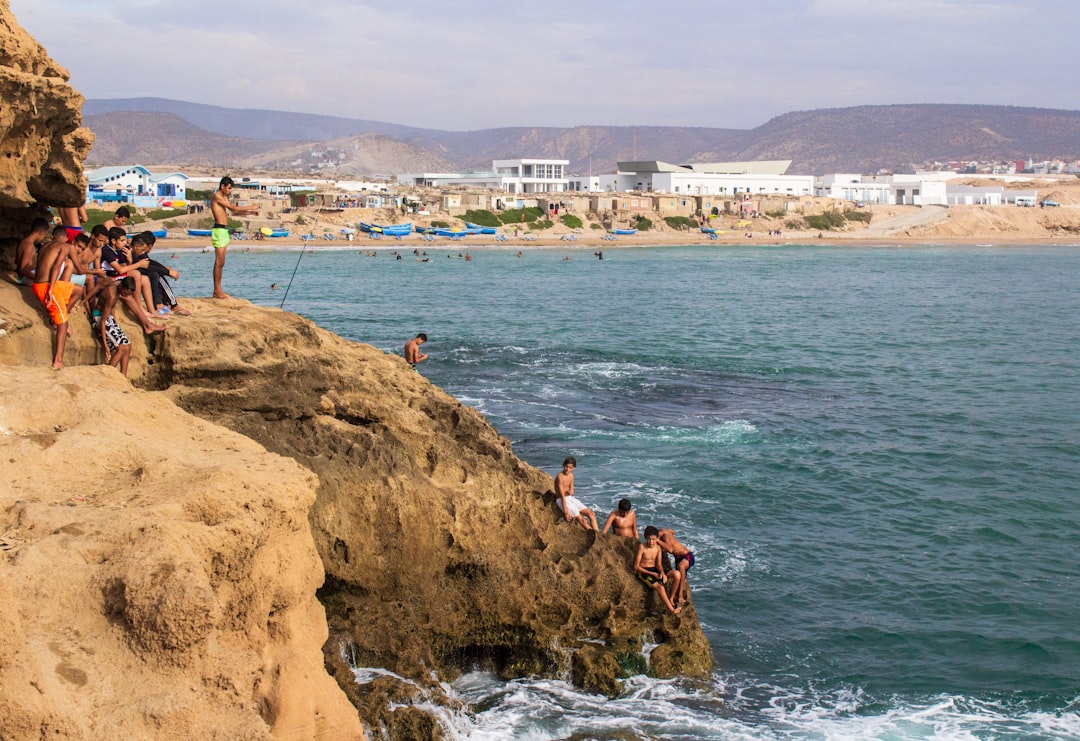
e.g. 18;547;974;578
9;0;1078;132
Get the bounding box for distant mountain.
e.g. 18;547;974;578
85;112;456;175
84;99;1080;176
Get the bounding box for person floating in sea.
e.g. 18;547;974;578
602;498;639;539
210;176;259;299
404;332;428;367
634;526;682;615
657;527;694;606
554;456;599;531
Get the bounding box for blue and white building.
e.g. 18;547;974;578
86;165;188;206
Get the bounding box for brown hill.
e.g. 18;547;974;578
84;99;1080;176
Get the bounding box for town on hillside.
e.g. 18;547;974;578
81;157;1080;244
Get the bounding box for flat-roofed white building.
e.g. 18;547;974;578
398;158;569;194
86;164;188;204
814;173;948;206
815;174;893;204
604;161;814;197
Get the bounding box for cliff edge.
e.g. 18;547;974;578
0;282;714;737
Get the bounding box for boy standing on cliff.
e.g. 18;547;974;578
634;526;681;615
210;176;259;299
554;456;599;531
30;229;75;369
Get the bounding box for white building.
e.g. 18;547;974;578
814;173;949;206
598;161;814;197
398;158;569;194
86;165;188;205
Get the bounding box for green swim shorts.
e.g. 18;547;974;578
211;227;230;249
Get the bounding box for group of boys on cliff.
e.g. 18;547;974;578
14;177;253;371
554;456;695;615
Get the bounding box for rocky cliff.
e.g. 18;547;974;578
0;283;714;737
0;0;93;267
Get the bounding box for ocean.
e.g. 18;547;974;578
169;241;1080;739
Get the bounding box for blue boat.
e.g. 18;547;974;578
413;225;436;235
612;228;638;235
700;227;717;234
465;222;498;235
260;227;290;238
187;229;212;237
433;228;468;239
128;228;167;239
360;221;411;236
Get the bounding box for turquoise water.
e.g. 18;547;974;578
171;242;1080;738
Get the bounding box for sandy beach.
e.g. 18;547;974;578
149;177;1080;253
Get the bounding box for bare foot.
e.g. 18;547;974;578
212;291;231;299
671;606;682;615
52;361;63;370
144;324;166;335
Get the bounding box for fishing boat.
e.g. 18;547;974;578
612;228;638;236
187;229;212;237
700;227;717;234
413;225;436;235
433;227;468;239
465;222;498;235
260;227;290;238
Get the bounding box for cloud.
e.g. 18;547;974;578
8;0;1080;131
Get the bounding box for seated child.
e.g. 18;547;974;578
554;456;599;531
658;528;695;606
634;526;682;615
98;276;134;376
602;498;639;538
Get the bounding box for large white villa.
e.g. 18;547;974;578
397;158;569;194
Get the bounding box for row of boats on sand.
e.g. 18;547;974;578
175;223;659;240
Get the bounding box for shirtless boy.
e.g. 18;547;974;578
554;456;599;531
404;332;428;366
602;498;639;539
30;231;75;369
102;206;130;231
210;176;259;298
58;204;87;242
634;526;682;615
658;527;695;605
16;218;50;285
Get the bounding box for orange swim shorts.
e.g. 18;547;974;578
31;280;73;325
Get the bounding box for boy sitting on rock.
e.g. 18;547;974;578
634;526;681;615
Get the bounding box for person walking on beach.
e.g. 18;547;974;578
404;333;428;367
554;456;599;531
210;176;259;299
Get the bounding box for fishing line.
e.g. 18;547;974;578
279;196;325;309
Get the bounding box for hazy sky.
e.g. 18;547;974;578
10;0;1078;131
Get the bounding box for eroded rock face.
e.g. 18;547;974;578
140;298;713;731
0;0;93;267
0;362;364;739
